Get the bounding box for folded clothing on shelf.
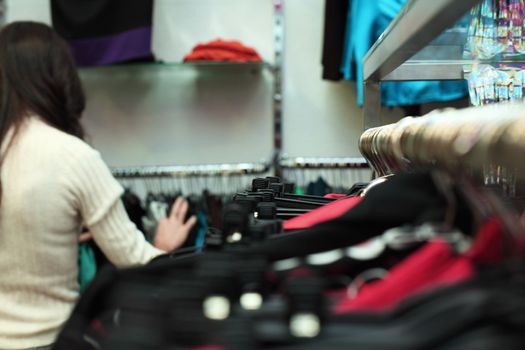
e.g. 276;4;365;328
183;39;262;62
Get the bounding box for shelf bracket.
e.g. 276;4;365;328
363;81;381;130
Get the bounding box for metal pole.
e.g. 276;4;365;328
272;0;284;177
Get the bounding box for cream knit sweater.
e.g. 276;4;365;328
0;117;164;349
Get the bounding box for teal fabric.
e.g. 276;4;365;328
78;242;97;293
195;211;208;252
294;186;305;195
341;0;468;106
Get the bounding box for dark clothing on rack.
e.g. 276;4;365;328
53;171;524;350
122;189;147;234
247;172;471;261
321;0;351;80
275;268;525;350
51;0;154;66
203;190;224;229
306;177;332;196
334;218;503;313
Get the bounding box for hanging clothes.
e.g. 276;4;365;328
53;170;525;349
122;189;147;235
321;0;350;80
50;0;154;66
120;189;213;251
333;218;504;313
341;0;468;106
306;177;332;196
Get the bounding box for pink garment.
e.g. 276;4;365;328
324;193;348;199
283;196;362;231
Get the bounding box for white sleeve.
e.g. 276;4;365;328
89;200;165;267
64;144;165;267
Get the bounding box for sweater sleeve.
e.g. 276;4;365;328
90;200;165;267
64;143;164;267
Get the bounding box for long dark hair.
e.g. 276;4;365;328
0;21;86;201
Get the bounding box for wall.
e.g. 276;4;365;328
80;64;274;166
4;0;370;168
81;0;277;167
282;0;364;158
5;0;51;24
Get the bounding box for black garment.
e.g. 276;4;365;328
347;182;368;196
275;268;525;350
246;172;474;261
52;252;258;350
51;0;154;66
306;177;332;196
52;254;198;350
204;190;224;229
122;189;146;234
321;0;351;80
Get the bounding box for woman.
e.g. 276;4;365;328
0;22;196;349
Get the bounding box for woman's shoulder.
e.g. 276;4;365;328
27;116;99;159
18;116;110;176
25;117;114;185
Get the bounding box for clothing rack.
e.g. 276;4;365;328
279;156;372;192
111;162;271;197
111;162;271;178
359;102;525;245
280;156;369;169
359;103;525;202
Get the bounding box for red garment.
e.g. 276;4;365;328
333;218;504;314
283;196;362;231
184;39;262;62
324;193;348;199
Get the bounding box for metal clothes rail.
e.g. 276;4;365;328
359;103;525;178
279;157;369;169
111;162;271;178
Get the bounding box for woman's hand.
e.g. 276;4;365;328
79;231;93;243
154;197;197;252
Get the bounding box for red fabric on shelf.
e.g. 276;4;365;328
332;218;504;314
184;39;262;62
283;196;362;231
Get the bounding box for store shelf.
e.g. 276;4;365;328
362;0;482;129
79;60;273;72
363;0;480;82
363;0;525;129
383;60;464;81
